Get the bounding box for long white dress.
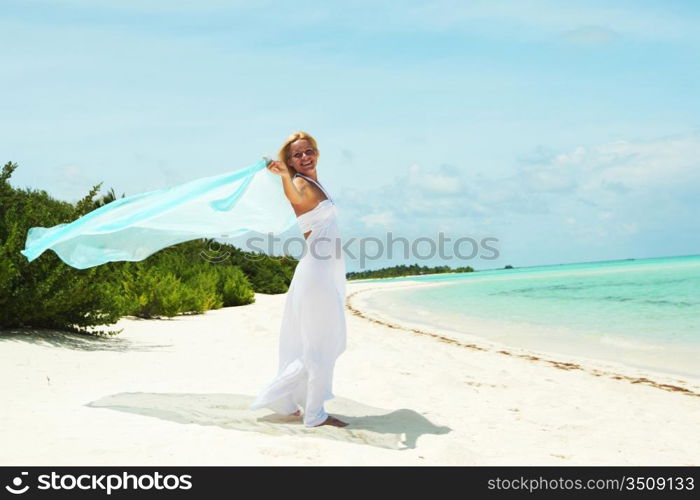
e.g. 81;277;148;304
250;173;347;427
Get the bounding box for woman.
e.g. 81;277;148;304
250;131;349;428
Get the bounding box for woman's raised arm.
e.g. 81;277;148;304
266;160;310;208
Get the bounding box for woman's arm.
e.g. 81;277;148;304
266;161;307;207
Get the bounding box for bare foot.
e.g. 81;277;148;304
315;415;348;428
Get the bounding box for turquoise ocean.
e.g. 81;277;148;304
360;254;700;379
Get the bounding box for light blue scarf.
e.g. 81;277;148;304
20;159;296;269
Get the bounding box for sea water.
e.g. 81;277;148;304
361;254;700;379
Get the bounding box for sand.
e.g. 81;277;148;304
1;279;698;465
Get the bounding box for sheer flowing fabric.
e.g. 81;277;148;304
20;159;296;269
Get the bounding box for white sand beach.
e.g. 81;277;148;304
1;279;699;466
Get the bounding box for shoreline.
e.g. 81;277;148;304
345;279;700;398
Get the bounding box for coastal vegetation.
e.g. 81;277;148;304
346;263;474;280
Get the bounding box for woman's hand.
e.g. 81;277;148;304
266;160;289;177
267;158;303;205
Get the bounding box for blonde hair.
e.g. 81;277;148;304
277;131;320;177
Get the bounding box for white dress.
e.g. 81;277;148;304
250;173;347;427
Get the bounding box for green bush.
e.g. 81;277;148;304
0;162;129;335
219;265;255;306
226;247;296;294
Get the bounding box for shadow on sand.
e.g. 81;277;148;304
87;392;450;450
0;328;171;352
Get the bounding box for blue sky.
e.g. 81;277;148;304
2;0;699;271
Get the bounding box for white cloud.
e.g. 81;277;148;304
561;26;618;45
338;131;700;264
407;163;465;195
399;0;698;42
359;211;397;227
62;164;82;179
582;135;700;192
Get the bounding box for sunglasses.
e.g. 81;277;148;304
290;149;317;160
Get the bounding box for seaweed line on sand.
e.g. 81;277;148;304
346;287;700;399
